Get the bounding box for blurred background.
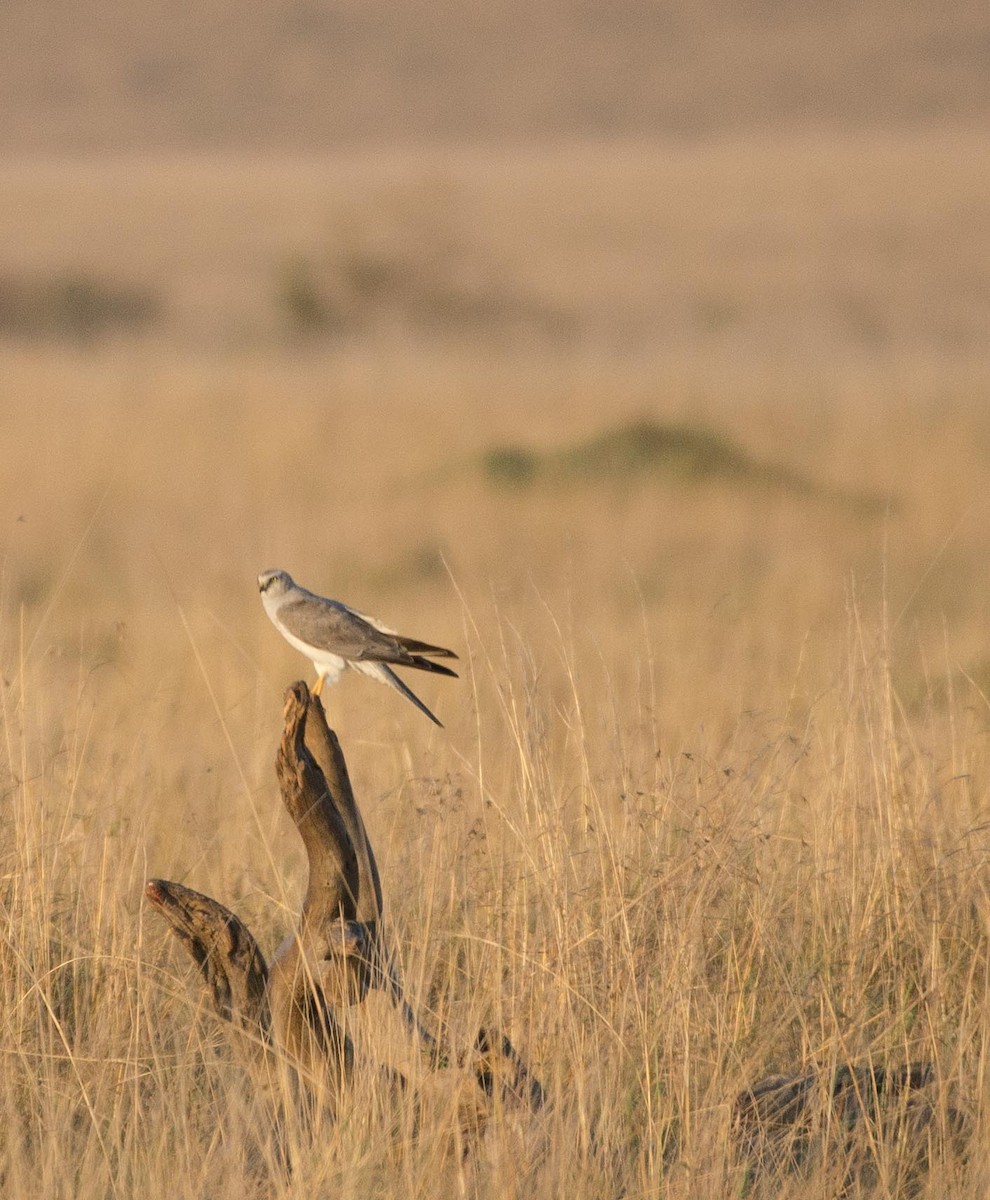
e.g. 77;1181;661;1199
1;0;989;785
1;10;990;1195
2;0;988;359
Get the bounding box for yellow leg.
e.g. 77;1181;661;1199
312;674;326;697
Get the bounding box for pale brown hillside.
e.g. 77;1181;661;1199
2;0;988;153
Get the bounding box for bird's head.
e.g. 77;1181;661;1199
258;569;293;596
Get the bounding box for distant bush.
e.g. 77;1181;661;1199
482;419;774;489
557;420;755;482
0;273;162;342
276;256;341;339
481;446;539;486
275;245;576;345
481;417;894;513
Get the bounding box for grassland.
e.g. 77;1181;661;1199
2;129;990;1196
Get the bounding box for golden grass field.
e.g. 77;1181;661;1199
2;130;990;1197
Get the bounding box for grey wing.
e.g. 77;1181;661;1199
276;595;402;659
353;608;457;660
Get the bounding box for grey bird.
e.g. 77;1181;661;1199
258;569;458;726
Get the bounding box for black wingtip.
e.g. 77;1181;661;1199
407;656;458;679
394;636;459;660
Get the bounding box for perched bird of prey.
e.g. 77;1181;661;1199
258;569;458;726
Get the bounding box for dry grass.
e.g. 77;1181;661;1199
2;340;990;1196
1;131;990;1195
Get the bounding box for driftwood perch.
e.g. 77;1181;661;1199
272;681;440;1063
271;680;391;1002
144;878;271;1041
734;1060;964;1186
147;680;544;1128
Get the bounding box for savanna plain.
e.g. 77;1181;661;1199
2;130;990;1199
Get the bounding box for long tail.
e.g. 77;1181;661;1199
372;662;444;726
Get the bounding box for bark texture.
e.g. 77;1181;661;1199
144;878;271;1042
734;1060;964;1188
146;680;545;1131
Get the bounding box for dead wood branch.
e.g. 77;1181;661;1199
276;682;442;1064
144;878;271;1045
147;679;545;1133
734;1061;966;1187
274;681;381;1006
471;1027;546;1112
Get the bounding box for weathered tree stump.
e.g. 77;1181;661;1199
147;680;545;1133
733;1060;965;1189
144;878;271;1044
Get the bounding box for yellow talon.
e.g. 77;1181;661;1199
312;674;326;697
